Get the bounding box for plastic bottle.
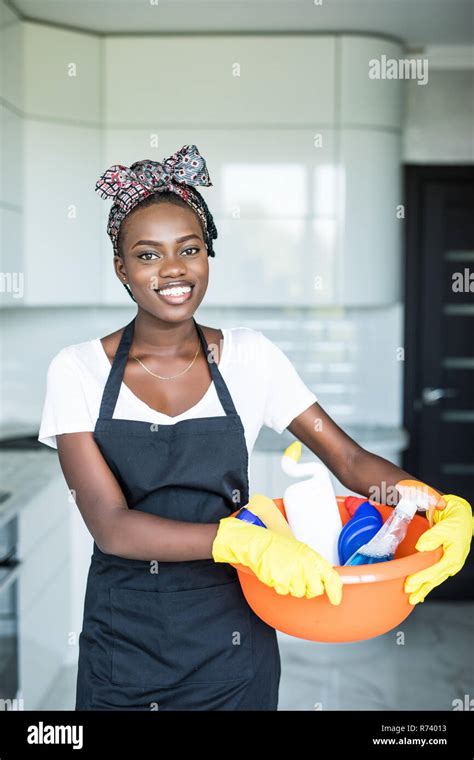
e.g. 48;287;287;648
337;501;384;565
235;507;267;528
240;493;295;538
344;484;420;566
281;441;342;564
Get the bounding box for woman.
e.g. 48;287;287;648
38;145;472;711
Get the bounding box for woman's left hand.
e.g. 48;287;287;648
404;494;473;605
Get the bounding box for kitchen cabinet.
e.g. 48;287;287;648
22;119;102;305
337;129;402;305
339;36;404;130
102;126;339;305
0;3;23;308
0;104;23;208
0;207;24;297
4;24;404;307
19;558;70;710
17;473;72;710
102;35;403;307
18;22;103;306
104;35;336;127
0;2;23;111
103;127;339;220
22;22;101;122
205;216;338;306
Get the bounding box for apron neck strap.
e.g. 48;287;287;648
98;316;237;420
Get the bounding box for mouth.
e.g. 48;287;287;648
154;284;195;305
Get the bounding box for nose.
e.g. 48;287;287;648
158;254;188;278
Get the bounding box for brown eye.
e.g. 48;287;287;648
138;251;159;260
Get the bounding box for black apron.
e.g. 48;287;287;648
75;316;281;710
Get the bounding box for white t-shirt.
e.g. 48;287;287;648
38;326;318;458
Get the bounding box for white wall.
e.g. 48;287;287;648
403;53;474;163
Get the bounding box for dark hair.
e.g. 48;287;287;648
116;189;217;303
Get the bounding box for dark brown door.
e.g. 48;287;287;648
403;165;474;600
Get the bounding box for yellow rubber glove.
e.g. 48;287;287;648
404;494;473;605
212;516;343;605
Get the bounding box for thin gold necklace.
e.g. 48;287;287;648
130;333;201;380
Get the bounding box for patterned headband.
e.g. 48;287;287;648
95;144;217;257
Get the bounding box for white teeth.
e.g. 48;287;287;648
157;286;191;296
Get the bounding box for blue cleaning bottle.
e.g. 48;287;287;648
344;486;419;566
337;501;383;565
235;507;267;528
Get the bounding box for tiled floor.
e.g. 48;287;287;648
38;601;474;711
277;601;474;711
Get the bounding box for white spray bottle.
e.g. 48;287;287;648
281;441;343;565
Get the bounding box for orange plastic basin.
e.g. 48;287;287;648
230;497;443;643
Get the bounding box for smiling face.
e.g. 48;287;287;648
114;199;209;322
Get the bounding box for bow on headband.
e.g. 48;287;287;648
95;144;213;209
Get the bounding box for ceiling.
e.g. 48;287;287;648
7;0;474;46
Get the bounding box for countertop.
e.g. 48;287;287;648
0;448;60;527
254;424;409;454
0;424;409;525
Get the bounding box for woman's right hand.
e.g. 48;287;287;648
212;516;343;605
